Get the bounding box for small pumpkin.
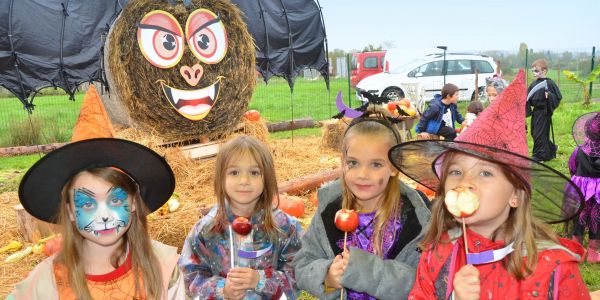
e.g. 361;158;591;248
42;235;63;257
277;194;305;217
244;110;261;121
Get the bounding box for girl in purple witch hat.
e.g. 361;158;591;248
567;112;600;263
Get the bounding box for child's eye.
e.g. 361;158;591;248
228;170;239;176
480;170;493;177
346;160;358;168
109;198;124;206
82;202;96;210
448;169;461;176
372;162;383;168
251;170;261;176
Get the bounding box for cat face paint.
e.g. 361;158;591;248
73;187;131;236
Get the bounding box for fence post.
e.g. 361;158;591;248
590;46;596;99
346;53;352;108
525;48;529;84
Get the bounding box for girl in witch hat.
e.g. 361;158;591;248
567;112;600;263
9;138;185;299
390;70;590;299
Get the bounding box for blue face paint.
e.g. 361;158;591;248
73;188;98;231
72;186;131;235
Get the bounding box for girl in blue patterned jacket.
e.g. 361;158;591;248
179;135;303;299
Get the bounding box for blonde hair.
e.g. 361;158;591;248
55;167;163;299
341;119;402;257
420;151;559;279
213;135;280;236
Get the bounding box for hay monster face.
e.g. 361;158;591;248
107;0;255;140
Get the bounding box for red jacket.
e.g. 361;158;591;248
408;228;590;300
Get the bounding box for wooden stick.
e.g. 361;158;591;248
228;225;235;269
340;231;348;300
462;217;469;255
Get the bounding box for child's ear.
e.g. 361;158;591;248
130;197;136;213
509;191;522;208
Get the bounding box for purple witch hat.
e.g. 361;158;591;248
572;112;600;157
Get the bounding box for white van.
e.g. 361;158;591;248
356;53;497;102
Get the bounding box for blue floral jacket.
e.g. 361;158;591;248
179;204;303;299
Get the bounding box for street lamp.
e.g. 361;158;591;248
437;46;447;85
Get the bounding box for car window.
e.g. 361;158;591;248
446;60;472;75
351;55;358;70
408;61;443;77
473;60;494;73
364;57;378;69
379;56;384;68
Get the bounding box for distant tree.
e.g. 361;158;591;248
362;44;382;52
518;42;528;65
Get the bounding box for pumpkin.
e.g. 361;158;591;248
244;110;261;121
277;195;305;217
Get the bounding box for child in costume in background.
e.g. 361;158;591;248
391;70;590;300
294;112;431;300
459;101;484;134
526;59;562;162
485;75;507;102
416;83;466;140
9;138;185;299
179;135;302;300
567;112;600;263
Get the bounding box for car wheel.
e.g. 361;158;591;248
382;88;405;101
471;87;485;101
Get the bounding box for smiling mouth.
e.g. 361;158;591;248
94;228;116;236
160;77;223;121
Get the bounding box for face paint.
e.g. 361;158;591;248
73;187;131;236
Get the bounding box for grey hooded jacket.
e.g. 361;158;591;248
293;179;431;299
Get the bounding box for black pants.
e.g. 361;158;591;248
531;108;556;161
437;126;457;141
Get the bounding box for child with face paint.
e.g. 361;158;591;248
294;113;431;300
526;59;562;162
396;71;590;300
178;135;303;300
9;138;185;300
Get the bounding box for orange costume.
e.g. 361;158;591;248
8;241;184;300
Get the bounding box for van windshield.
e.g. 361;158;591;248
389;58;426;73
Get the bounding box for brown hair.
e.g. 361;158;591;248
467;101;484;115
213;135;280;236
342;119;402;257
420;151;559;279
56;167;163;299
531;59;548;71
441;83;459;99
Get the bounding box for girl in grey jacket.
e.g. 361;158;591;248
293;117;431;300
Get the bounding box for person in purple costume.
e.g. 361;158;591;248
567;112;600;263
294;112;431;300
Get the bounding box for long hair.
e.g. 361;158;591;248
341;119;402;257
55;167;163;299
420;151;559;279
213;135;280;236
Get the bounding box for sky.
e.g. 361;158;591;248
320;0;599;58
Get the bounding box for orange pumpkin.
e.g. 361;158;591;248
277;195;305;217
43;235;62;257
244;110;261;121
399;99;411;108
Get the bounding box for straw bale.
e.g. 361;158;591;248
321;119;348;151
106;0;255;141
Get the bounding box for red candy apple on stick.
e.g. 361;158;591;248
229;217;252;269
445;187;479;255
334;209;359;300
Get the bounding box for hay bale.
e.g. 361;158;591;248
105;0;255;141
321;119;347;151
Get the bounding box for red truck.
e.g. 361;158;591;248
350;51;386;87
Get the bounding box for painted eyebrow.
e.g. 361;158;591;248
137;23;181;37
75;187;95;197
189;15;221;38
